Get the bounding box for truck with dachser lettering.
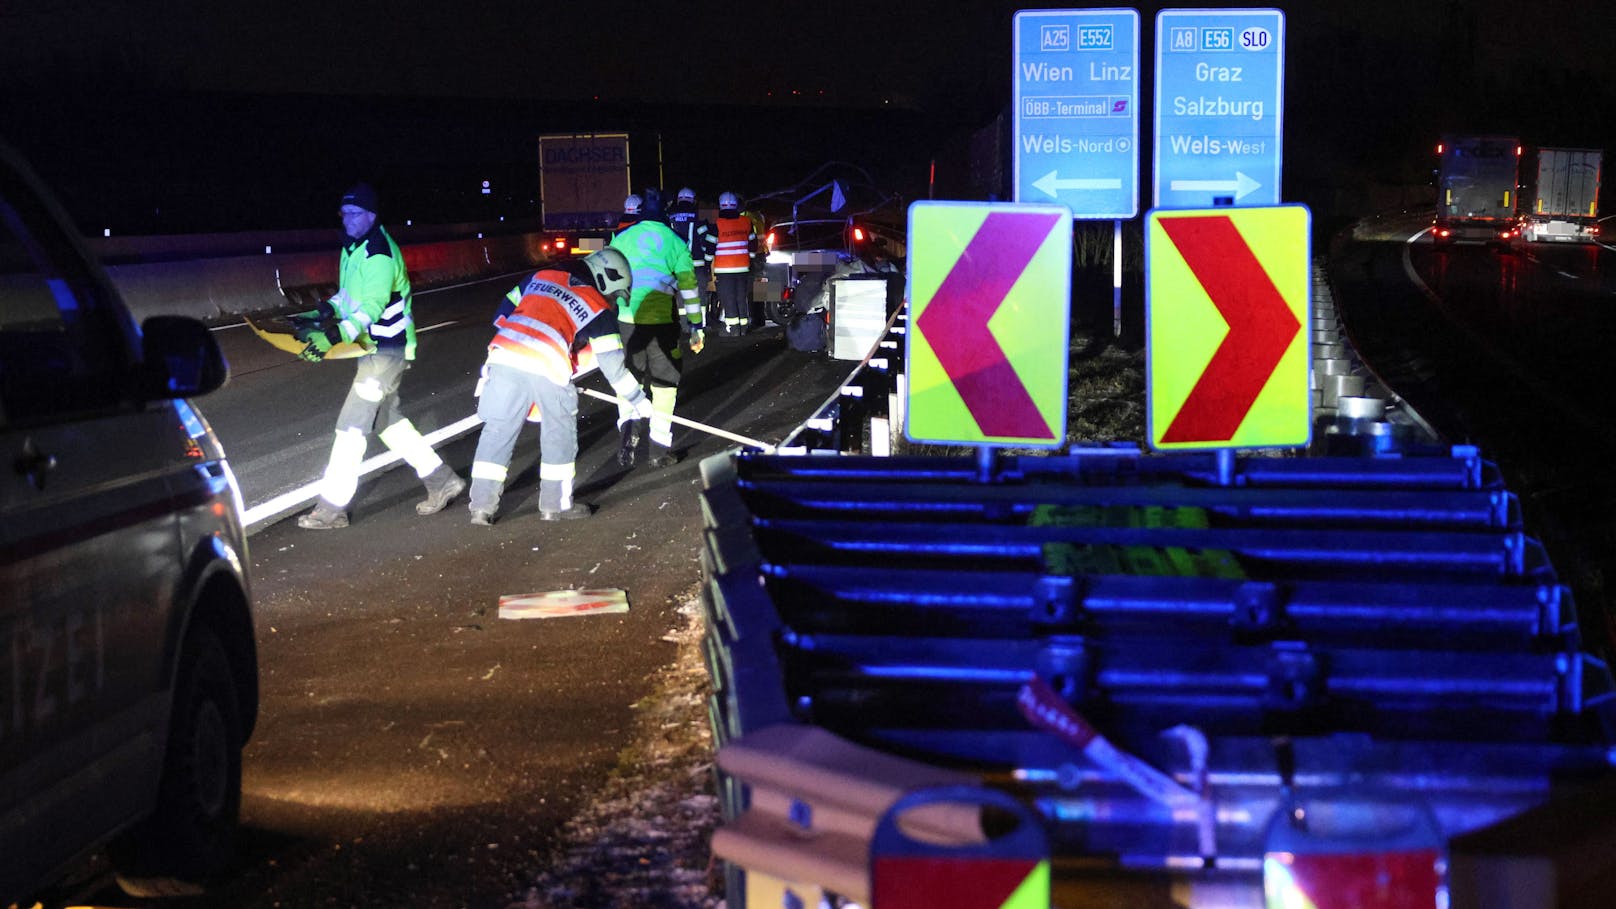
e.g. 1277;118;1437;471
1432;135;1521;246
537;132;663;254
1517;146;1602;244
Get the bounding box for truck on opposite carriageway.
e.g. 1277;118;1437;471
1517;146;1602;244
1433;135;1521;246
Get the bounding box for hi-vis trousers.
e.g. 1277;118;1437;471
316;351;445;507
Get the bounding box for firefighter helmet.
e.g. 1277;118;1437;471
584;247;633;302
623;194;642;215
677;187;696;203
718;191;739;211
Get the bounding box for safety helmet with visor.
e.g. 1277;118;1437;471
584;247;633;303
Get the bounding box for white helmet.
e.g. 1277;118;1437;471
584;247;633;302
623;194;642;215
677;187;696;203
718;191;739;210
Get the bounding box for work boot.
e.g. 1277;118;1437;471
616;418;646;467
539;502;595;521
416;465;466;515
469;509;494;526
648;444;682;469
297;499;349;530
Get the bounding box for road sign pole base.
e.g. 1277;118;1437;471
975;446;998;483
1216;449;1236;487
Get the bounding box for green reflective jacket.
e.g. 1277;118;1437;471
608;220;700;326
332;224;417;359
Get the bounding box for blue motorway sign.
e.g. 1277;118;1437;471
1153;9;1285;209
1013;9;1139;219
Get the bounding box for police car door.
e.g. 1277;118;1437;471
0;157;177;891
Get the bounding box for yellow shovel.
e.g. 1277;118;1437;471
244;316;374;360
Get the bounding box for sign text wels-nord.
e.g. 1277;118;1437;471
1012;8;1140;219
1146;205;1310;450
906;201;1072;448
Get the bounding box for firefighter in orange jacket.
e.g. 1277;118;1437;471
466;247;652;525
712;190;761;334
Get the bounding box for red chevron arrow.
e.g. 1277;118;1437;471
1158;214;1300;444
915;211;1062;440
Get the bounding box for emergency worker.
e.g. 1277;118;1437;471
712;191;761;334
666;187;715;322
608;213;704;468
294;182;465;530
466;247;652;524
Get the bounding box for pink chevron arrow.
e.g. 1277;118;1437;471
915;211;1063;440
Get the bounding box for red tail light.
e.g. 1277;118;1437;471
767;231;777;249
853;226;866;242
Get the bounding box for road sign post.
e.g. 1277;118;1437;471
1145;205;1311;451
1153;9;1285;209
906;201;1073;448
1012;9;1140;219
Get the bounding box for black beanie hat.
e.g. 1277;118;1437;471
341;182;380;213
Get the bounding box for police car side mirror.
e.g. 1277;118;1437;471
138;315;228;399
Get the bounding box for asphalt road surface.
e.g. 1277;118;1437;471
76;272;856;907
1332;219;1616;651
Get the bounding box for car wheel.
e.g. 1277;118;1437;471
766;298;795;327
109;625;243;897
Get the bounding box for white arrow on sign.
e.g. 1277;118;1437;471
1032;170;1123;198
1168;171;1262;201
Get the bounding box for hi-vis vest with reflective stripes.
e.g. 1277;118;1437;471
712;215;755;274
333;225;416;358
486;269;612;383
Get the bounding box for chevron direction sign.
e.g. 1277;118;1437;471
1146;205;1310;450
906;201;1073;447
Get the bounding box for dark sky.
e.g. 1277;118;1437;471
6;1;1616;234
9;1;1615;108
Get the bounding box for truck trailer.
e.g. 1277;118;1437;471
1518;146;1602;243
537;132;662;254
1433;135;1521;245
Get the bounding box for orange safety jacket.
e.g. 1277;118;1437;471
486;267;617;384
712;214;757;274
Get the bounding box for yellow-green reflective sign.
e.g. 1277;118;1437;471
906;201;1073;447
1146;204;1311;450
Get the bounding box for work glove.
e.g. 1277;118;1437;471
629;391;655;420
474;363;489;398
293;322;341;363
687;327;705;355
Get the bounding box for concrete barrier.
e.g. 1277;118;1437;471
92;224;557;323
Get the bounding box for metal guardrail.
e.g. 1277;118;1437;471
698;264;1616;907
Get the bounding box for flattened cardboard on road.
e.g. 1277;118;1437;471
1146;205;1310;450
498;587;629;620
905;201;1072;448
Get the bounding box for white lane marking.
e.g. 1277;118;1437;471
241;413;485;528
